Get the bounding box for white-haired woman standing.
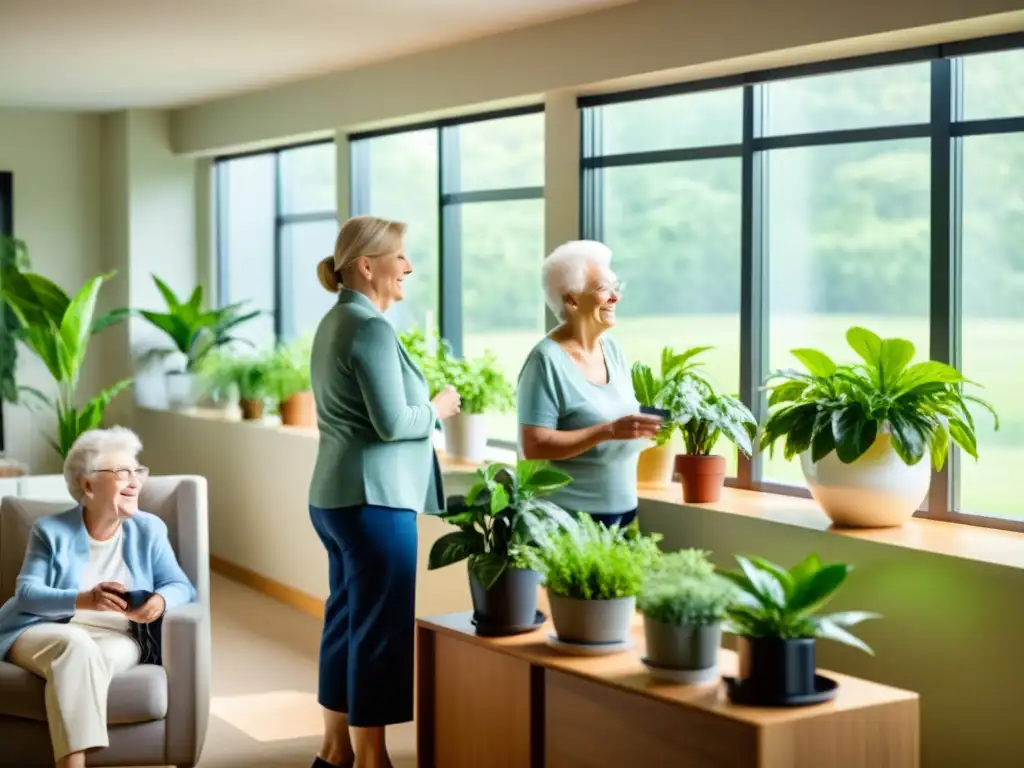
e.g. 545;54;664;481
0;427;196;768
517;240;662;528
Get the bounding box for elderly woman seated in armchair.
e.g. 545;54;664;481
0;426;196;768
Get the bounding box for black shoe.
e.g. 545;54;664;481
312;758;340;768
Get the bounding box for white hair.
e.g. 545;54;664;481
64;426;143;502
541;240;613;319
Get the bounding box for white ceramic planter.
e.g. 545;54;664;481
800;431;930;528
444;412;489;463
165;371;201;411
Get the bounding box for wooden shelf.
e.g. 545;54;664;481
417;611;919;768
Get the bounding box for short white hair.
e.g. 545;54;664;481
541;240;613;319
64;426;143;502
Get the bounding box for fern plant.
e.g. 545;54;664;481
0;266;131;457
518;515;663;600
639;548;737;626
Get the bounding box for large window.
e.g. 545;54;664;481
351;109;546;443
215;141;337;346
581;38;1024;526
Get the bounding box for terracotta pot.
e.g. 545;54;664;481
280;390;316;428
674;454;726;503
637;442;675;489
239;398;264;421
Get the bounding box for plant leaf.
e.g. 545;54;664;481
831;404;878;464
790;348;837;378
427;530;485;570
489;483;510;515
787;563;849;615
469;551;507;591
814;616;874;655
735;555;786;609
846;326;884;368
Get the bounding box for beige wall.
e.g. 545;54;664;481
170;0;1024;155
134;409;1024;767
0;110;106;473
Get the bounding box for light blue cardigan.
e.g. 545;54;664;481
0;506;196;660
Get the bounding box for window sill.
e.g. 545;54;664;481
137;406;1024;571
640;484;1024;571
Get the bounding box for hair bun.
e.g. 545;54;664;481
317;256;341;293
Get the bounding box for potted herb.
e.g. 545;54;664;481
237;356;271;421
266;337;314;428
427;460;576;635
0;266;131;457
135;275;259;410
632;346;713;488
721;553;880;706
760;326;998;527
638;549;736;683
663;375;756;503
520;516;663;649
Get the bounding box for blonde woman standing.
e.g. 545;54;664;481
308;216;460;768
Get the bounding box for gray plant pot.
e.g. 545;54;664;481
643;616;721;670
548;590;635;644
469;567;541;628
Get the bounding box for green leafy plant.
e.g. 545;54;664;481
265;337;312;405
639;549;737;627
399;325;514;415
236;356;272;402
663;375;757;457
0;236;30;404
721;553;880;654
518;515;664;601
631;345;713;411
427;460;577;590
0;266;131;457
760;326;998;469
136;275;259;372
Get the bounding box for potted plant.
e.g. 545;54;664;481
194;347;242;417
637;549;736;683
632;346;713;488
266;337;314;428
135;275;259;410
519;515;663;650
760;326;998;527
236;356;271;421
721;553;880;706
0;266;132;457
662;375;757;503
427;459;576;635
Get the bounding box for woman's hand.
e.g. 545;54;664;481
432;385;462;421
608;413;663;440
126;594;166;625
76;582;128;613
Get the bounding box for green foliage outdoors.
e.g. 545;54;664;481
0;236;30;404
0;266;131;457
519;514;663;601
761;326;998;469
638;549;737;627
721;553;880;654
427;460;576;590
137;275;259;372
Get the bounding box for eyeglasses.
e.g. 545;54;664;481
594;280;625;296
95;466;150;482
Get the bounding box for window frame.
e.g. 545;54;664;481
349;105;546;451
579;31;1024;532
0;171;12;452
214;138;337;343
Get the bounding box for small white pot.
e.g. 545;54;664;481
165;371;201;411
800;431;930;528
443;412;488;463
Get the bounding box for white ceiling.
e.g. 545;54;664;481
0;0;631;111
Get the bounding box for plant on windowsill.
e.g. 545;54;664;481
266;336;314;428
759;326;998;528
637;549;737;683
134;275;259;411
403;328;515;463
427;459;576;636
1;266;132;458
661;373;756;504
517;515;663;649
720;553;880;706
631;346;714;489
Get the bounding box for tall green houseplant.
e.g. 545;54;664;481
0;266;131;457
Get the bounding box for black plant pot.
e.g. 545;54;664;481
469;567;542;635
640;405;671;420
733;636;816;702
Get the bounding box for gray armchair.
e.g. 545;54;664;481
0;475;211;768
